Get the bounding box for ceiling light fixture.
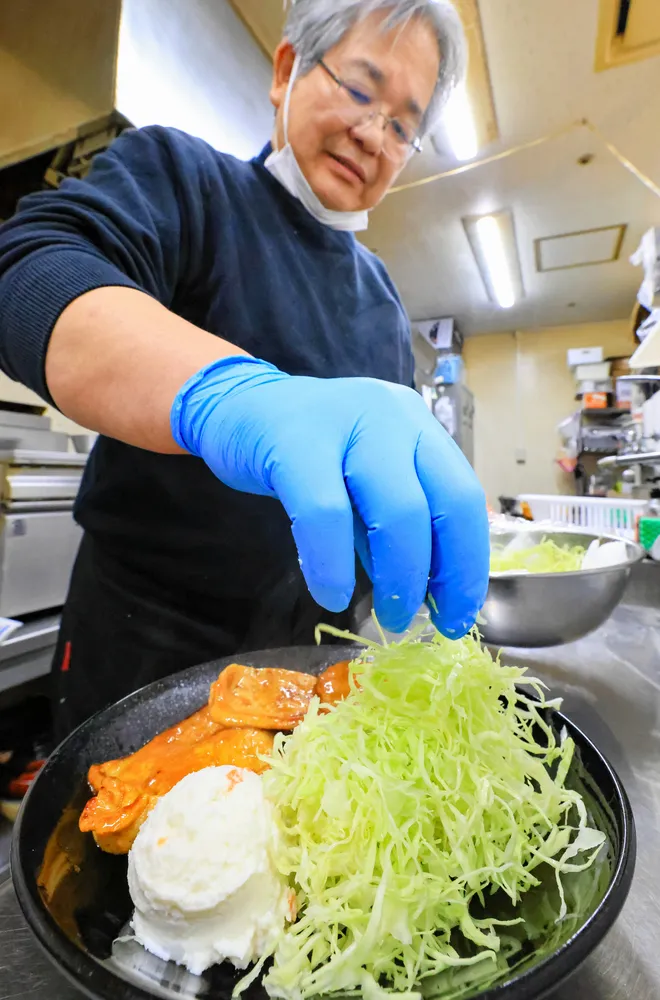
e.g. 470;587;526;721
462;211;523;310
442;84;478;162
474;216;516;308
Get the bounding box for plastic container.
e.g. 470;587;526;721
637;493;660;554
638;517;660;552
433;354;463;384
519;494;647;540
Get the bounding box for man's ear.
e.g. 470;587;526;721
270;40;296;109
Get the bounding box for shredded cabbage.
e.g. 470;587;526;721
259;628;605;1000
490;538;585;574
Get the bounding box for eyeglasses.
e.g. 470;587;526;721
318;60;423;158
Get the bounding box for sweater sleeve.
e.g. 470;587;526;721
0;125;214;403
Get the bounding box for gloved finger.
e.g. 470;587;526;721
353;511;373;581
270;446;356;613
345;437;431;634
415;422;490;638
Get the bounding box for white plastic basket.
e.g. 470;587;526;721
519;494;646;540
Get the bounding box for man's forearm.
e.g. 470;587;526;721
45;286;248;453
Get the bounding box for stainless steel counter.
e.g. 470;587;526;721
0;818;11;884
0;602;659;1000
498;602;660;999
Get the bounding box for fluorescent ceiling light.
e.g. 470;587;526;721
474;216;516;308
442;84;478;162
463;211;523;309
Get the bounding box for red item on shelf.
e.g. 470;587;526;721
583;392;608;409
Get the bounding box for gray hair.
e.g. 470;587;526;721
283;0;466;134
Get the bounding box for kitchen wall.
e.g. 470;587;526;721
463;320;635;503
116;0;274;159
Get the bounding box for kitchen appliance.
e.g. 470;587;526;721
598;375;660;492
0;447;85;618
432;383;475;465
413;321;473;463
0;408;86;695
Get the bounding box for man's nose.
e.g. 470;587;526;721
348;112;387;156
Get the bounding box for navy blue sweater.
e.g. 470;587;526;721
0;126;413;625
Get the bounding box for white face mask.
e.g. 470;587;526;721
265;55;370;233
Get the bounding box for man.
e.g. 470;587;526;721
0;0;489;740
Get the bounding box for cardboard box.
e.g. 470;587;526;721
610;356;631;378
575;361;611;381
567;347;603;367
616;381;634;409
415;318;463;354
583;392;609;409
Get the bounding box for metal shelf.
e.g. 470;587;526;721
0;616;60;694
581;408;631;417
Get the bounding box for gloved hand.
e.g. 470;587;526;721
171;356;489;637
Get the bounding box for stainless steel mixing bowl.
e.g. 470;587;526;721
481;528;643;648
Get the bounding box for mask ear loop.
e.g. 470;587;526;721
279;53;301;150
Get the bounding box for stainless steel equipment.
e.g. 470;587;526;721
412;321;472;464
0;614;60;696
0;408;87;694
432;383;475;465
598;375;660;488
0;446;85;619
480;528;643;647
598;449;660;468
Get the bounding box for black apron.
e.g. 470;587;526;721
51;533;365;742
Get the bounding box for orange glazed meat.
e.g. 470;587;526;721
208;664;317;729
86;706;220;795
79;661;355;856
79;707;273;854
315;661;352;707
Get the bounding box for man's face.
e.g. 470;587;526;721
270;13;440;212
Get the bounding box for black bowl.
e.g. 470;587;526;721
12;645;636;1000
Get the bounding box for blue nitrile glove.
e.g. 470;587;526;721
171;356;489;637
